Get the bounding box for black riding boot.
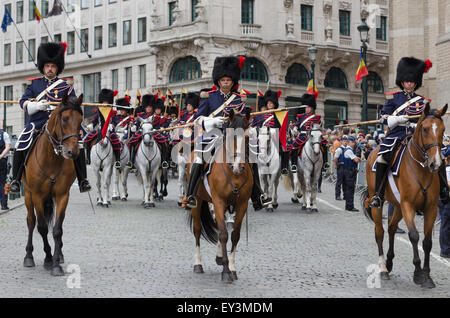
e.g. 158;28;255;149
251;163;272;211
185;163;203;209
126;143;136;169
113;148;121;169
290;150;298;172
85;143;91;165
161;143;169;169
281;151;289;175
439;164;450;204
370;162;388;208
10;150;26;194
74;150;91;193
322;145;329;170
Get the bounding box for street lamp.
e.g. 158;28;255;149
308;44;318;95
358;19;370;133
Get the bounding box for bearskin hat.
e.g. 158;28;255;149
154;98;164;110
185;92;200;109
300;93;317;109
142;94;156;108
212;56;245;91
396;57;432;90
257;95;266;109
98;89;118;105
37;42;67;75
115;96;131;113
264;90;282;109
168;106;179;116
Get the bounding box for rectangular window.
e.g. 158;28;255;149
67;0;76;12
3;86;13;108
81;0;89;9
241;0;254;24
301;5;313;31
169;1;176;26
95;0;103;6
29;0;35;20
139;65;146;88
28;39;36;61
54;33;62;42
16;41;24;64
41;0;49;18
123;20;131;45
4;3;12;15
111;69;118;91
81;28;89;52
191;0;198;22
138;17;147;43
109;23;117;47
125;67;132;90
67;31;75;54
339;10;351;36
109;0;117;3
16;1;24;23
41;36;48;44
376;16;387;41
94;26;103;50
83;73;102;103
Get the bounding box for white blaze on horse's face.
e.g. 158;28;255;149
141;119;154;146
310;126;322;155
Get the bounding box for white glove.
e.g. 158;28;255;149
108;124;114;132
86;123;94;131
203;117;224;132
387;115;409;129
131;125;137;133
27;101;49;115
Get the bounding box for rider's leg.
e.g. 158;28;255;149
370;154;389;208
126;142;136;169
439;163;450;204
113;147;121;169
184;156;203;209
290;149;298;172
160;142;169;169
250;162;272;211
10;149;26;194
281;151;289;175
73;149;91;193
84;141;91;165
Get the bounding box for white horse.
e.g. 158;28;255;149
135;117;162;208
256;125;281;212
91;126;114;207
296;123;323;212
112;125;131;201
282;126;303;204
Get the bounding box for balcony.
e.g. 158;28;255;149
339;36;352;47
376;40;388;51
301;31;314;42
240;24;261;36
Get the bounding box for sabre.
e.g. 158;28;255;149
0;100;134;109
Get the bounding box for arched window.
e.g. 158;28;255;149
285;63;309;86
240;57;268;82
367;71;384;94
324;67;348;90
169;56;202;83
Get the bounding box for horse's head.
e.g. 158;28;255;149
414;103;448;172
49;94;84;159
225;109;251;175
140;117;154;146
308;123;323;155
115;126;127;143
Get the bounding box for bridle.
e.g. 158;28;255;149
45;106;81;156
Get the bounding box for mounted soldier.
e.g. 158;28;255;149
109;95;132;169
370;56;449;207
10;42;91;194
182;55;271;211
83;88;118;165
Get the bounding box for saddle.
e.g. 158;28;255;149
372;137;409;176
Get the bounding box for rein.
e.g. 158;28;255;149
44;108;79;156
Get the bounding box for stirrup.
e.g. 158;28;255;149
186;196;197;209
79;180;91;193
162;161;169;169
114;161;121;169
126;161;133;169
261;195;272;207
369;195;382;208
9;180;21;194
291;165;297;172
281;168;288;175
170;161;177;168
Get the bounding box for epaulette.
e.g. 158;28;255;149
200;91;209;99
419;95;432;102
385;91;400;100
62;77;75;85
26;77;40;85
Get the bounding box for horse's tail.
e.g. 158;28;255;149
44;196;55;229
282;172;293;191
188;201;218;245
360;187;373;222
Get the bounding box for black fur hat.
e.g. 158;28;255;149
212;56;245;90
168;106;179;116
142;94;156;107
154;98;164;110
396;57;432;90
115;96;131;113
264;90;282;109
98;89;117;105
185;92;200;109
37;42;67;75
300;93;316;109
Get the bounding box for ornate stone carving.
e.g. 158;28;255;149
360;0;369;20
149;46;160;56
284;0;293;8
286;18;295;39
172;2;182;26
339;0;352;10
323;0;334;43
150;0;160;28
195;0;207;22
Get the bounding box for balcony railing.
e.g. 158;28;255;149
240;24;261;36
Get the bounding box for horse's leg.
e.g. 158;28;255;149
311;167;320;212
104;166;113;206
36;212;53;270
229;202;247;281
401;201;424;285
121;169;129;201
51;194;68;276
112;166;120;200
24;192;36;267
386;204;403;273
421;202;438;288
191;201;204;273
304;171;312;211
95;165;103;206
214;201;232;283
371;205;389;280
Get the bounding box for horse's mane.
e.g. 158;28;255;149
58;96;83;116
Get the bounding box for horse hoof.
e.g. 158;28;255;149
107;201;111;205
421;276;436;289
144;203;151;209
413;270;427;285
380;271;390;280
112;196;120;201
141;201;145;206
216;256;223;266
301;206;306;211
162;190;168;197
193;265;204;274
386;260;393;273
306;208;312;213
291;198;299;204
103;203;109;208
222;272;233;283
44;259;53;270
23;257;35;268
311;208;318;213
149;202;155;207
177;202;182;207
121;197;127;201
59;254;65;264
266;207;274;213
97;202;103;207
51;265;65;276
273;204;278;209
231;271;238;281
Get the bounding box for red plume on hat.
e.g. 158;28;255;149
61;42;68;54
125;95;130;104
238;56;246;69
277;90;282;99
113;90;118;97
424;59;432;73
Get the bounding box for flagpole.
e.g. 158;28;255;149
11;19;38;68
59;1;91;58
34;1;54;42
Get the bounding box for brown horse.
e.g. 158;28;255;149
187;109;253;283
22;94;84;276
362;103;447;288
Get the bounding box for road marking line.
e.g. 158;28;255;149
396;236;450;268
317;198;342;211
